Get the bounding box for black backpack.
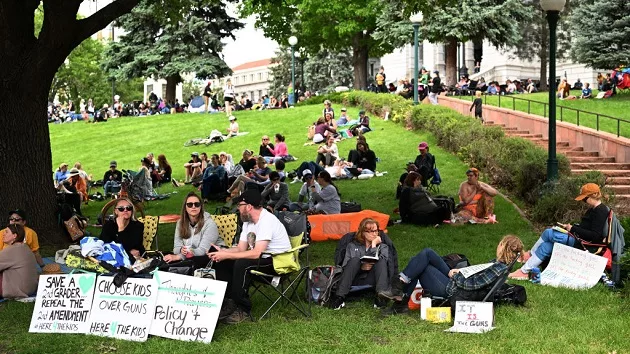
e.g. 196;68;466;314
442;253;470;269
308;266;343;305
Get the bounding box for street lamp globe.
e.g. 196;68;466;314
409;12;423;24
540;0;566;12
294;51;300;58
288;36;298;46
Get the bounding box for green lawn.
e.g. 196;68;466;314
455;91;630;138
1;104;628;353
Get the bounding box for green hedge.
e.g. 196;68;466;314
316;90;608;224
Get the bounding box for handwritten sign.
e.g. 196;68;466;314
426;307;451;323
29;274;96;334
541;243;607;289
87;276;158;342
458;263;494;278
149;271;227;343
446;301;494;333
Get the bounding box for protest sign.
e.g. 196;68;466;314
458;263;493;278
446;301;494;333
87;276;158;342
29;274;96;334
541;243;607;289
150;271;227;343
426;307;451;323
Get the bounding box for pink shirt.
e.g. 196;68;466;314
271;142;288;157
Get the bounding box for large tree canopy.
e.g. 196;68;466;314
0;0;190;244
240;0;395;89
103;0;242;102
570;0;630;70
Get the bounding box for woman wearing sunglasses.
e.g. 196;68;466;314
164;192;221;263
99;198;145;263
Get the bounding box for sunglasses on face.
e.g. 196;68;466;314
9;217;23;222
186;202;201;208
263;138;269;141
115;206;133;212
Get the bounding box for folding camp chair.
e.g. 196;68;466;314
482;252;520;302
210;214;239;247
138;215;159;251
249;211;311;320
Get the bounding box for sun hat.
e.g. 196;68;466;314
66;168;81;177
575;183;600;201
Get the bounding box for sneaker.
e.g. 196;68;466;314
380;299;410;317
373;296;388;309
329;296;345;310
378;277;405;301
223;307;251;324
290;177;300;184
219;299;237;320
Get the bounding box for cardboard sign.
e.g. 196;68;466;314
446;301;495;333
87;276;158;342
458;263;493;278
426;307;451;323
149;271;227;343
29;274;96;333
541;243;607;289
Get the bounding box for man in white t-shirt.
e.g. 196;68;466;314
208;189;290;324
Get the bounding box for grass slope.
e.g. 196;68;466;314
456;91;630;138
1;105;628;353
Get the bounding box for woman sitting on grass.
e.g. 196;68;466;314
399;172;451;226
316;135;339;167
329;218;398;310
509;183;609;280
310;170;341;215
455;168;497;223
99;198;145;263
184;152;203;184
379;235;523;315
313;116;337;144
263;134;289;163
163;192;221;264
0;224;38;300
227;156;272;196
157;154;172;182
261;171;291;212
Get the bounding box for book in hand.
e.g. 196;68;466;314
360;255;379;263
552;223;568;234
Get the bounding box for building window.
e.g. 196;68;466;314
250;91;254;99
258;90;262;99
161;84;167;98
146;84;153;96
258;73;262;81
250;74;254;82
235;77;239;84
242;75;246;83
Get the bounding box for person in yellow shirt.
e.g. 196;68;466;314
0;210;44;267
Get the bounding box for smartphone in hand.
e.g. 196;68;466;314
208;245;219;253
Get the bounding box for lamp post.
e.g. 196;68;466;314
540;0;566;182
410;13;423;105
288;36;298;106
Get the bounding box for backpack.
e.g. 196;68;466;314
308;265;343;305
442;253;470;269
433;195;455;214
307;125;316;140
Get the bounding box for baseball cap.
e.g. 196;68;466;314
575;183;601;201
109;160;117;167
418;142;428;150
302;169;313;181
233;189;262;207
229;115;236;121
359;110;365;115
191;152;199;157
341;107;347;112
8;209;27;220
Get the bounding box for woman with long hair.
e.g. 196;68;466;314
316;135;339;167
329;218;394;310
163;192;221;263
157;154;172;182
264;133;289;163
379;235;524;314
510;183;609;280
313;116;337;144
99;198;145;263
184;152;203;184
0;224;38;299
311;170;341;214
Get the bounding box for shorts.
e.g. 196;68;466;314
224;96;234;103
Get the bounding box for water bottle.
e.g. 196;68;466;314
530;267;541;284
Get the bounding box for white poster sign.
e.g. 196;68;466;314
87;276;158;342
458;263;494;278
541;243;607;289
446;301;494;333
29;274;96;334
150;271;227;343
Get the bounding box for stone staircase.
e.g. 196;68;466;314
486;121;630;213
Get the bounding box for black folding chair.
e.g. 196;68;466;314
483;252;520;302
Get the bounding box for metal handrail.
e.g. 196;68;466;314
453;92;630;137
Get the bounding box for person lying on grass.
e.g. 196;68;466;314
509;183;608;280
379;235;523;315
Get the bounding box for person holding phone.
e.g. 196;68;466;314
99;198;144;263
163;192;221;263
261;171;290;212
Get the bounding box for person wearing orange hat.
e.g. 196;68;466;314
509;183;609;280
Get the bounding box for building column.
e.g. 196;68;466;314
465;41;475;73
434;44;446;74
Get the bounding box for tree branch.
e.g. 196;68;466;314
74;0;141;47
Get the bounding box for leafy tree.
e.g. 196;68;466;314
303;48;353;94
240;0;394;89
103;0;242;102
0;0;192;244
508;0;572;91
375;0;531;85
268;46;303;99
569;0;630;70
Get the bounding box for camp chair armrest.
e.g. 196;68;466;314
249;270;275;277
262;244;309;257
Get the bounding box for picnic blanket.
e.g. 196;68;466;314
308;210;390;242
184;131;249;146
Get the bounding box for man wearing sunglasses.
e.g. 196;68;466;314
207;189;290;324
0;209;44;267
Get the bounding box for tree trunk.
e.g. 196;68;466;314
352;33;369;90
444;38;458;87
165;73;181;103
538;19;549;91
0;67;66;246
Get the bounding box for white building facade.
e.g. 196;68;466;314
210;59;275;102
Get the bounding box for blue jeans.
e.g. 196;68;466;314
103;181;120;195
532;228;575;262
400;248;450;298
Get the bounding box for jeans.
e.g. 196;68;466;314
103;181;121;195
532;228;576;262
429;92;439;105
212;257;275;313
400;248;450;298
336;257;389;297
288;202;309;212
